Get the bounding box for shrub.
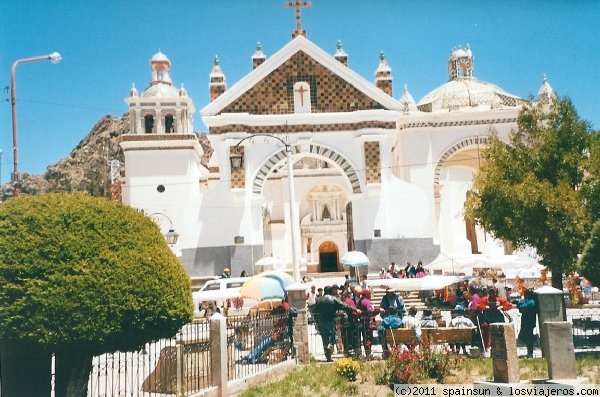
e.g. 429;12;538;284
335;357;361;382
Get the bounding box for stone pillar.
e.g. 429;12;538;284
490;323;519;383
535;286;564;357
542;321;577;380
210;312;229;397
286;283;310;364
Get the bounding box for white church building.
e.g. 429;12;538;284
119;18;553;279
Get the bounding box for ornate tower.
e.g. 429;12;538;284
448;46;474;80
334;40;348;66
125;51;194;135
209;55;227;102
252;42;266;69
375;51;393;96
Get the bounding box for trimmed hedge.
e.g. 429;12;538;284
0;193;192;354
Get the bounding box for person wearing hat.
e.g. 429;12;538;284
378;306;403;358
221;268;231;278
379;287;405;319
450;306;475;354
356;288;377;359
340;288;361;356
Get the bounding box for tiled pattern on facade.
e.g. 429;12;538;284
210;121;396;135
230;146;245;189
218;51;386;115
364;141;381;184
121;134;198;142
397;118;517;131
122;146;196;153
433;135;491;186
251;144;361;195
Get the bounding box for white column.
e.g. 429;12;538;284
287;148;301;282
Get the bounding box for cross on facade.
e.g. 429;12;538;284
284;0;312;38
295;84;308;106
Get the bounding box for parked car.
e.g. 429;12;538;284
192;277;256;317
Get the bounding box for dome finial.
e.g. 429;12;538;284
336;40;342;50
256;42;262;51
379;51;385;61
214;55;219;66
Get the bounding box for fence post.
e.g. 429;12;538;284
176;339;184;395
286;283;310;364
210;312;228;397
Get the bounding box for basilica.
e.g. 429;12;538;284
119;7;554;279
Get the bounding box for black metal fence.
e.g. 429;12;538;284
227;310;296;380
308;312;374;361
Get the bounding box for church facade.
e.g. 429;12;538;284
119;21;553;279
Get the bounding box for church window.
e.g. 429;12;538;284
374;229;381;237
144;115;155;134
157;185;165;193
165;115;174;133
322;204;331;220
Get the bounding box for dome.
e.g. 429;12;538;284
141;82;180;98
417;78;521;112
151;51;170;64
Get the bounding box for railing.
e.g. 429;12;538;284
87;319;213;397
227;310;295;381
84;310;298;397
307;306;600;361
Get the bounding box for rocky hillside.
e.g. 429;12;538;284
0;113;213;200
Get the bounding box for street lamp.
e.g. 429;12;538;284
229;134;301;282
11;52;62;196
149;212;180;246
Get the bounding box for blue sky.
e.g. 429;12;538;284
0;1;598;184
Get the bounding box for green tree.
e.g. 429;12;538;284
465;98;598;291
578;131;600;286
0;193;193;396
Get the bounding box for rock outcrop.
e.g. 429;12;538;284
1;113;213;200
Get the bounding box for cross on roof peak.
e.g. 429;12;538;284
284;0;312;38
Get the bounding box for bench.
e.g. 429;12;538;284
384;327;475;347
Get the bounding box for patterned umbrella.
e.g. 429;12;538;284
260;270;294;291
240;274;286;301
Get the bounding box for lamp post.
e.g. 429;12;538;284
230;134;301;282
149;212;180;246
10;52;62;196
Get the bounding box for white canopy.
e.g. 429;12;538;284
425;253;544;279
254;256;285;272
365;275;466;291
341;251;369;267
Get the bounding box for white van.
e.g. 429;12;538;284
191;277;256;317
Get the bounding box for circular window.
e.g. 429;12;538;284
157;185;165;193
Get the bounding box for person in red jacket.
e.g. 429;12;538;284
357;289;377;359
476;288;512;356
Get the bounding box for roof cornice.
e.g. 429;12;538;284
201;35;402;117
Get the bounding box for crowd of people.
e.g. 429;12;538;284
308;275;539;360
379;260;428;279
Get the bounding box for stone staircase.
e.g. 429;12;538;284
370;285;428;311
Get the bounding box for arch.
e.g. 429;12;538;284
433;136;491;186
252;143;362;195
164;114;175;133
318;240;340;273
144;114;155;134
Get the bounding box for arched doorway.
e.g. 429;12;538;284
319;241;339;273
